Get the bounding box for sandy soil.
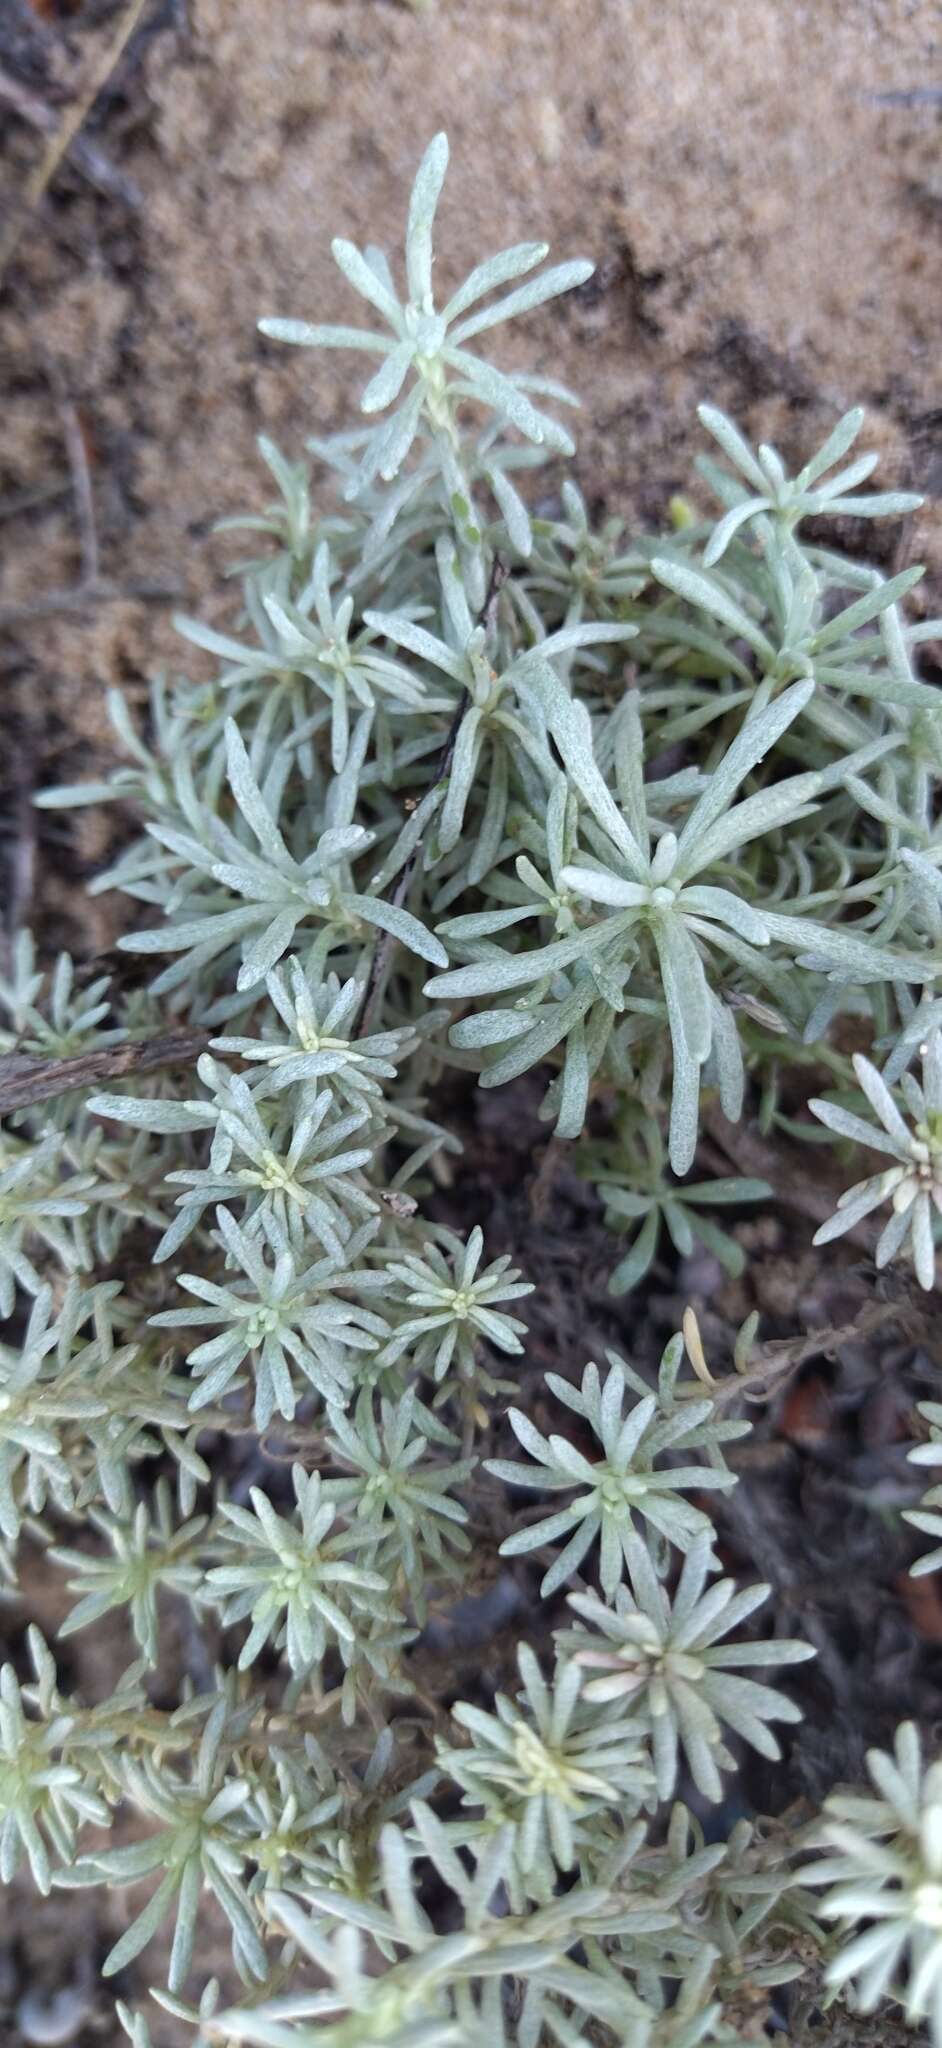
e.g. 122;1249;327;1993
0;0;939;956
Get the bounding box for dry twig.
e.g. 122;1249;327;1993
0;477;70;525
682;1299;916;1410
36;339;101;587
0;1027;212;1114
0;59;140;209
0;577;181;628
0;0;152;286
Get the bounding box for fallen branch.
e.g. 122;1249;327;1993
0;1027;212;1113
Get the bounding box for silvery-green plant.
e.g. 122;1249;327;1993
578;1110;770;1293
177;539;435;776
211;960;421;1110
486;1353;742;1595
51;1481;206;1664
4;126;942;2048
436;1642;652;1904
804;1722;942;2043
210;1815;682;2048
0;1133;97;1313
810;1030;942;1289
205;1465;391;1679
109;715;447;1011
694;403;922;566
322;1389;472;1619
904;1401;942;1575
148;1206;386;1426
259;133;591;519
560;1529;814;1801
0;1628;109;1895
0;932;118;1062
64;1698;267;1995
379;1225;532;1392
424;670;924;1166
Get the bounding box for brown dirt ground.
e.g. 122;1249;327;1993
0;1;941;2039
1;0;940;951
